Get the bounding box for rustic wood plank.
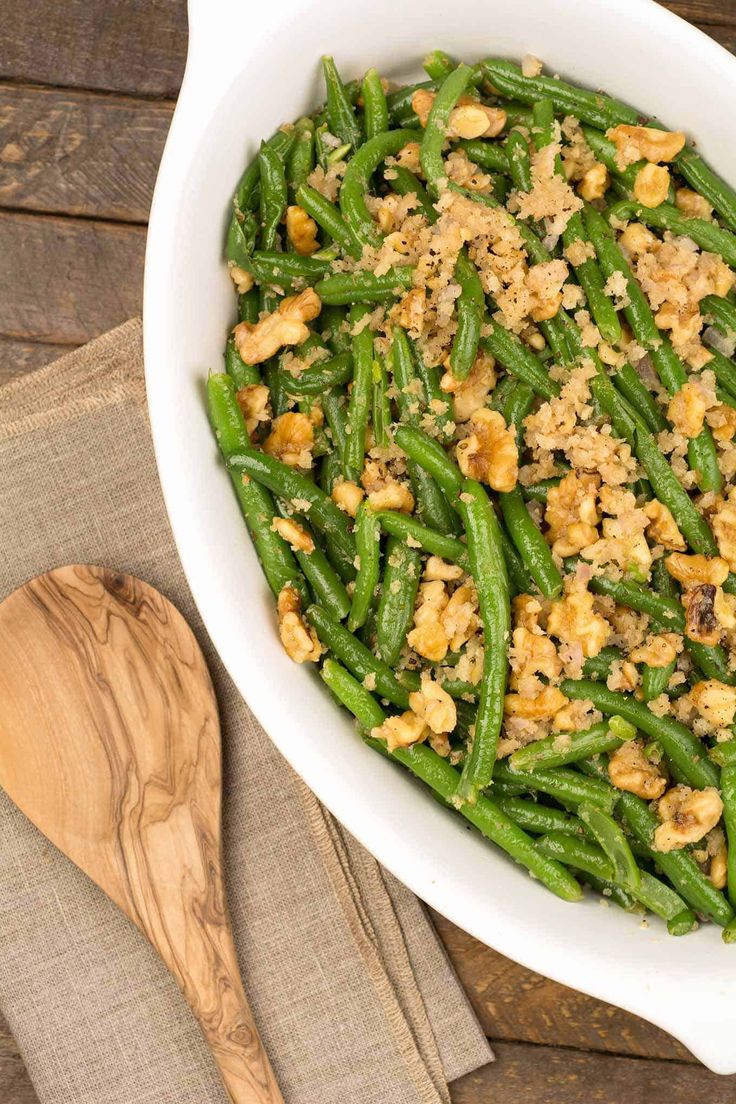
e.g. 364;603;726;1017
450;1041;736;1104
0;212;144;344
0;339;73;384
666;0;736;27
0;1018;38;1104
434;914;692;1062
0;85;172;222
0;2;187;97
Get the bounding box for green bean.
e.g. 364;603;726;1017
376;511;468;566
641;661;676;702
321;657;385;730
286;118;315;195
505;129;532;192
226;448;356;575
386;80;438;126
618;792;733;926
340;128;418;246
453;481;510;802
224;334;259;389
393;424;463;499
319;448;342;496
226;208;257;269
420;64;474;195
503;381;535;447
578;803;639;890
482;324;560;399
587;574;684;630
422;49;456;82
321;55;362;150
580;126;647;190
322;388;348;464
344;304;374;482
721;763;736;913
448;251;485;380
494;797;587;838
710;740;736;768
494;761;618;812
499;489;562;598
206;374;307;603
371;354;391;449
275;503;350;621
257;142;288;250
510;722;627;773
306;604;413;709
582;646;622;682
409;337;454;441
456;139;509;174
237;286;260;325
497;524;535;596
295;183;361;258
611;363;667;433
321;304;351;354
489;376;519;414
675;147;736;234
536;832;616;882
583;873;641;913
362;67;389;140
314;267;415;304
235;127;295;212
608;200;736;269
583;205;661;348
349;503;381;632
481;59;639;131
707;347;736;405
282;352;353;397
240;250;332;287
376;536;422;666
562;211;622;344
364;739;582;901
686;639;736;686
702;293;736;339
561;679;720;789
386;165;437;221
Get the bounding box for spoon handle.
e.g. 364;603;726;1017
184;921;284;1104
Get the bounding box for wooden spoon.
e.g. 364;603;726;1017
0;564;283;1104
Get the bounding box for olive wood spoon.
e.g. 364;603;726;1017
0;564;283;1104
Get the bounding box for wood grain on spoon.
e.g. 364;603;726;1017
0;564;282;1104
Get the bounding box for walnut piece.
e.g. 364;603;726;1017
545;472;600;558
629;633;679;668
578;162;609;202
441;349;497;422
689;679;736;728
234;288;321;365
608;739;666;799
424;556;463;582
547;581;610;658
665;552;729;588
236;383;271;436
409;676;457;734
675;187;713;220
407;580;449;662
372;711;428;752
277;585;323;663
683;583;721;646
606;124;686;169
263;412;314;469
411;89;506;139
229;264;254;294
633;163;670;208
712;497;736;572
331;480;365;517
643;499;686;551
504;685;568;720
456;408;518;492
271;516;314;554
654;785;723;852
285;205;319;255
667;381;707;439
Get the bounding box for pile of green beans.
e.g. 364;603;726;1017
215;52;736;935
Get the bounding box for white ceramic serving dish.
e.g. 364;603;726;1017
144;0;736;1071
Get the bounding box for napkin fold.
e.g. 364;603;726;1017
0;320;492;1104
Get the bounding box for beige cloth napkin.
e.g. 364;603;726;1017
0;320;492;1104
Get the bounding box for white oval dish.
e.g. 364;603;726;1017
144;0;736;1072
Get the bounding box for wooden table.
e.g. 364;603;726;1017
2;2;736;1099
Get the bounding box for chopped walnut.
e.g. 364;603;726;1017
441;581;480;651
521;54;543;77
608;739;667;799
236;383;271;436
271;517;314;553
504;685;568;720
513;593;544;631
263;412;314;468
633;163;670;208
643;499;686;551
441;349;497;422
654;785;723;852
606;124;686;169
705;829;728;889
708;402;736;442
689;679;736;728
675;187;713;221
618;222;658;258
277;585;323;663
331;480;365;517
547;580;610;658
407;580;449;662
545;471;600;558
372;710;428;752
409;675;457;734
578;162;609;202
393;141;423;174
712;497;736;572
361;460;415;513
424;556;464;582
683;584;721;646
629;633;679;668
456;408;518;492
234;288;321;365
509;625;562;688
411;89;506;139
229;264;254;294
666;552;729;588
667;381;707;439
285;205;319;255
392;286;427;334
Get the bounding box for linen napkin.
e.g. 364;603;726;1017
0;320;492;1104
